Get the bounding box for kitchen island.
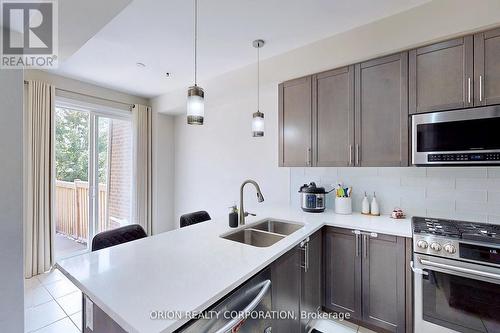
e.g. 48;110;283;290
56;205;411;333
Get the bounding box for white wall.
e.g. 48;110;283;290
152;111;176;233
291;167;500;224
0;68;24;331
172;81;290;223
25;70;149;106
153;0;500;226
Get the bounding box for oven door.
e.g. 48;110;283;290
413;254;500;333
412;105;500;165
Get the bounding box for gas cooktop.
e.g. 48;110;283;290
413;217;500;245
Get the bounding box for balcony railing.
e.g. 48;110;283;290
55;180;107;243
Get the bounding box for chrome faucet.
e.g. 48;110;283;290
239;179;264;225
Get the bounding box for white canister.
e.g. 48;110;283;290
335;197;352;215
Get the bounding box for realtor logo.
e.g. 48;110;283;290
1;0;58;68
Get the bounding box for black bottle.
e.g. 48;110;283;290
229;205;238;228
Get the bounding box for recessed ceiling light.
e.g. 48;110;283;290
136;62;146;68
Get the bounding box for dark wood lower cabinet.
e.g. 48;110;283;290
323;227;411;333
361;233;406;332
271;230;322;333
323;227;362;319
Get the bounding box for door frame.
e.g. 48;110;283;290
54;98;131;260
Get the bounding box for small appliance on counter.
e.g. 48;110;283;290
299;182;333;213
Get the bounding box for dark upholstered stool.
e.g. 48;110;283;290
91;224;147;251
180;211;211;228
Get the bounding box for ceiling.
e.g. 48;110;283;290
50;0;430;98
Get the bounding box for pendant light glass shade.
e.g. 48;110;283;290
187;85;204;125
252;111;264;137
187;0;204;125
252;39;265;137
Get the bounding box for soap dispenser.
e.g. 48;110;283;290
370;192;380;216
229;205;238;228
361;192;370;215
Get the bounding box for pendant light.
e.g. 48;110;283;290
252;39;265;137
187;0;204;125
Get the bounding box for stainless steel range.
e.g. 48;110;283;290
411;217;500;333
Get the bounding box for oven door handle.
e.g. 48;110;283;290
419;258;500;282
410;260;428;276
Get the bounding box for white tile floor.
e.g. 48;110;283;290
24;269;82;333
312;318;378;333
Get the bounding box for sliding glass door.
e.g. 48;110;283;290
54;102;132;260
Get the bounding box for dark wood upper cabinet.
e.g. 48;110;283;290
474;27;500;106
278;76;313;167
355;52;409;167
313;66;355;167
278;27;500;168
409;36;474;114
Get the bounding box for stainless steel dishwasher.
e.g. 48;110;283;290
177;268;272;333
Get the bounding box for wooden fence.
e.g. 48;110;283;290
55;180;107;243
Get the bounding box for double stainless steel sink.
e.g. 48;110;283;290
221;219;304;247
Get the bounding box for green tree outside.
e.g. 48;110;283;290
55;107;109;183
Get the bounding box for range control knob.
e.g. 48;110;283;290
430;242;442;252
416;240;428;249
444;243;456;254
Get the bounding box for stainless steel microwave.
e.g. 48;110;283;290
412;105;500;165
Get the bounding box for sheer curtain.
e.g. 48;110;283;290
132;104;153;235
24;80;55;278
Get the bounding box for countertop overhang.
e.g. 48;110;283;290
56;205;412;333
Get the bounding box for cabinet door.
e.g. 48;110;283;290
278;76;313;167
474;27;500;106
271;246;301;333
313;66;355;166
300;231;322;332
355;52;409;167
362;234;406;333
323;227;362;320
409;36;474;113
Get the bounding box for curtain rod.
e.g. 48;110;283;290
24;80;135;109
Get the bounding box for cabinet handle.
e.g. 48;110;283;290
300;237;310;272
349;145;353;166
355;233;360;257
479;75;483;102
305;241;309;272
306;148;312;166
355;144;360;166
468;77;471;104
352;230;361;257
363;234;369;259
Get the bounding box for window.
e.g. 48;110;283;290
54;99;132;259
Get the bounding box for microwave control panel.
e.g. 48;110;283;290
428;152;500;162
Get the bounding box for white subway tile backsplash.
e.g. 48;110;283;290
290;166;500;225
488;191;500;203
427;167;487;179
487;167;500;178
457;178;500;191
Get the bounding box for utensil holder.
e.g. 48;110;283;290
335;197;352;215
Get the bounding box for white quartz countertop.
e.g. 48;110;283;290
56;205;412;333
